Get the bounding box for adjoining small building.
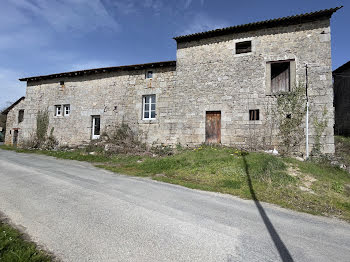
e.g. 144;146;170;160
1;97;25;145
333;61;350;136
5;7;343;155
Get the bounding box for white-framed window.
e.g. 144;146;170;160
143;95;156;120
146;70;153;79
55;105;62;116
92;115;101;139
64;104;70;116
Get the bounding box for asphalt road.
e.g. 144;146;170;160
0;149;349;262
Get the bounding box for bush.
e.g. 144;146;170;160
89;123;149;155
21;110;58;150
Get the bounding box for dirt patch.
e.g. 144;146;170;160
287;164;317;193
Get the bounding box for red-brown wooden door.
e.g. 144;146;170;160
205;111;221;144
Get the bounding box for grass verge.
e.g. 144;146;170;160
0;220;52;261
335;136;350;167
1;143;350;222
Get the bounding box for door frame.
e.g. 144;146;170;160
13;129;19;146
205;111;221;144
91;115;101;140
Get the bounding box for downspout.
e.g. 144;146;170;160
305;64;309;159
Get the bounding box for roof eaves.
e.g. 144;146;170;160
333;61;350;74
1;96;25;115
173;6;343;43
19;60;176;82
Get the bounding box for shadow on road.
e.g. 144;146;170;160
242;155;294;262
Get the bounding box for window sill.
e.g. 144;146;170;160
138;119;158;124
233;51;253;57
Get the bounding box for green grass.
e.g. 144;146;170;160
0;221;52;262
335;136;350;167
1;143;350;221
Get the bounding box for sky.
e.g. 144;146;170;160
0;0;348;109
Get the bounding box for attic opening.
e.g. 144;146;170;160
146;70;153;79
271;61;290;93
236;41;252;54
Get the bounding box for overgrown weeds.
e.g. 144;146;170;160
276;82;306;155
21;109;58;150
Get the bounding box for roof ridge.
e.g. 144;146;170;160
173;6;343;42
19;60;176;82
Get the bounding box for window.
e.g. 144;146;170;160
18;110;24;123
249;110;259;121
236;41;252;54
64;105;70;116
146;70;153;79
143;95;156;120
270;61;291;93
266;60;295;95
92;116;100;139
55;105;62;116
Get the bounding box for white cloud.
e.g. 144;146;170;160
179;13;229;36
143;0;163;13
9;0;120;33
104;0;138;15
0;27;49;50
184;0;192;9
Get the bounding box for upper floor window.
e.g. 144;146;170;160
249;109;260;121
55;105;62;116
146;70;153;79
18;110;24;123
266;60;296;94
143;95;156;120
64;104;70;116
236;41;252;54
271;61;291;93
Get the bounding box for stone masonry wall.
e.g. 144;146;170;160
5;99;26;145
9;17;335;155
20;67;177;147
174;18;334;154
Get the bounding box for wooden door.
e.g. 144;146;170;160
205;111;221;144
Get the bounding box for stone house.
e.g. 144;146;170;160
2;97;25;145
333;61;350;136
4;7;342;155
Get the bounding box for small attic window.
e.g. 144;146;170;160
236;41;252;54
146;71;153;79
249;109;259;121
